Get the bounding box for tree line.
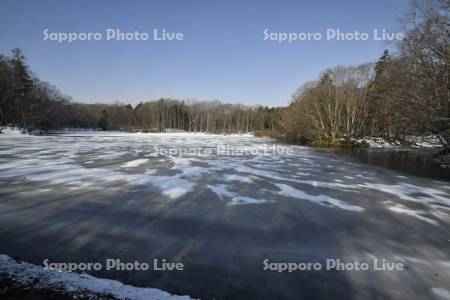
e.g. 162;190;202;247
280;0;449;150
0;50;280;133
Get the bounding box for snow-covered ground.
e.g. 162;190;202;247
0;255;193;299
359;136;445;149
0;130;449;299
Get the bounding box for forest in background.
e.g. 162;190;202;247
0;0;448;164
0;49;280;134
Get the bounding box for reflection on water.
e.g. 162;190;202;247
331;148;450;181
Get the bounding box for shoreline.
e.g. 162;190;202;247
0;255;193;300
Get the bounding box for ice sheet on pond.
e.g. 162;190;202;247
0;131;448;225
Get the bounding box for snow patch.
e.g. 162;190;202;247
223;174;253;183
432;287;450;300
122;159;149;168
207;184;269;205
275;183;364;212
386;202;438;226
360;138;396;148
362;182;450;208
0;127;25;136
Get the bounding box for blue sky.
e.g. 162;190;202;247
0;0;410;107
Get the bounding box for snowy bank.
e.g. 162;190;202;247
0;127;25;136
358;136;445;149
48;129;255;137
0;255;195;300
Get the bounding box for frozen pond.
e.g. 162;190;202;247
0;131;449;299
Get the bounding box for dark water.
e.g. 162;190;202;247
330;147;450;181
